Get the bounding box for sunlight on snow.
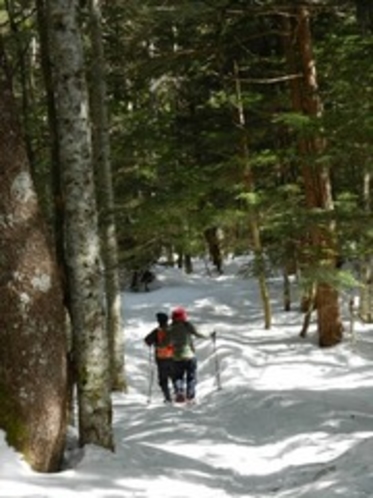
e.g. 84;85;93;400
4;257;373;497
253;361;373;391
142;431;373;477
115;475;230;498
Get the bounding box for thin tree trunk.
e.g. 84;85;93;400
233;60;271;330
299;282;316;338
88;0;126;392
204;227;223;274
359;170;373;321
185;254;193;274
283;267;291;312
48;0;113;450
4;0;36;174
0;36;68;472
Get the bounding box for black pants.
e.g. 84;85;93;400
174;357;197;400
156;358;175;402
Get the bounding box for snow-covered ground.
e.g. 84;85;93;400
2;257;373;497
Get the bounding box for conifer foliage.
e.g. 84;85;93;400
0;0;373;471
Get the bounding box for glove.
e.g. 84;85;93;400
144;336;153;347
211;331;217;339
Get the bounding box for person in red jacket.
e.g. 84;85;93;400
144;312;175;402
169;306;212;403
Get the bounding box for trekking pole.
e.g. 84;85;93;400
212;331;222;390
147;346;155;404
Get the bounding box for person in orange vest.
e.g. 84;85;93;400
144;312;175;402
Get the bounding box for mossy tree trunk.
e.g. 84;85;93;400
0;36;68;472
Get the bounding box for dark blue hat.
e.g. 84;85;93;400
156;312;168;325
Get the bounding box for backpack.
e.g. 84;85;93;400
155;327;174;359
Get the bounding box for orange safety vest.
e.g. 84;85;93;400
156;328;174;359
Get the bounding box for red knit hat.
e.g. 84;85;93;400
172;307;187;322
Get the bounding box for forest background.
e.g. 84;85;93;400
1;0;373;476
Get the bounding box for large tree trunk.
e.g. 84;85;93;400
48;0;114;449
283;7;343;347
0;37;68;472
88;0;126;392
297;6;343;347
36;0;75;421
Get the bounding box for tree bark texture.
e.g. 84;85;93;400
0;37;68;472
283;7;343;347
37;0;75;421
359;171;373;322
88;0;126;392
48;0;114;449
204;227;223;274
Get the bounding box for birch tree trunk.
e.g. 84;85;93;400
48;0;113;449
88;0;126;392
0;37;68;472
